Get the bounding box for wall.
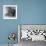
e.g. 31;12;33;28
0;0;46;44
0;0;21;44
20;0;46;24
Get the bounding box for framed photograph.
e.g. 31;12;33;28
18;24;46;42
3;5;17;19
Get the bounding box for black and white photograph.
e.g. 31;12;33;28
3;5;17;19
18;25;46;46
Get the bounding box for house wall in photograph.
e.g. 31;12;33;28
0;0;46;44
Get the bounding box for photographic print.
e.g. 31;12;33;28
3;5;17;19
18;25;46;46
18;25;46;41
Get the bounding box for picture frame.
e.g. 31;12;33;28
3;5;17;19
